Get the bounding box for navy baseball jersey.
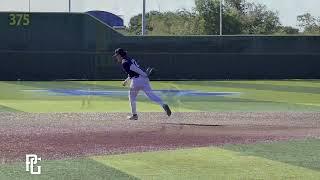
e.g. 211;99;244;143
122;58;140;78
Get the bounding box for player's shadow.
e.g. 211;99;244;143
162;123;224;127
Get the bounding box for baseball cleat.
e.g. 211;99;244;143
162;104;172;116
127;114;138;120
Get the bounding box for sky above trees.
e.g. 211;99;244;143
1;0;319;27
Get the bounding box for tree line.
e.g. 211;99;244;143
125;0;320;35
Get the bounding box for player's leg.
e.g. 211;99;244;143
128;78;143;120
128;87;139;120
142;81;172;116
142;82;164;105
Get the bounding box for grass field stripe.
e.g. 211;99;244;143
0;158;140;180
171;81;320;98
176;81;320;94
229;90;320;104
216;80;320;88
0;99;194;113
91;147;320;180
0;104;22;112
1;81;320;112
174;82;320;104
296;103;320;107
223;139;320;171
223;81;320;88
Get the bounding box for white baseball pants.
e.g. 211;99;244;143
129;76;164;115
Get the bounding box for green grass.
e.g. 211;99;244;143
223;80;320;88
0;80;319;112
0;105;21;112
1;139;320;179
0;99;193;113
0;158;138;180
92;140;320;180
224;139;320;171
1;80;319;179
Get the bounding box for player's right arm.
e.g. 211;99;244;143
121;61;131;86
122;75;130;86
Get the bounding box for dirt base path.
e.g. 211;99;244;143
0;112;319;163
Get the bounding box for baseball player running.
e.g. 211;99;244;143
113;48;172;120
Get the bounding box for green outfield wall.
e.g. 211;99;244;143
0;12;319;80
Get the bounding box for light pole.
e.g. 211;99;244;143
142;0;146;35
29;0;31;12
69;0;71;12
220;0;223;36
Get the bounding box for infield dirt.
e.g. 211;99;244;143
1;112;319;163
